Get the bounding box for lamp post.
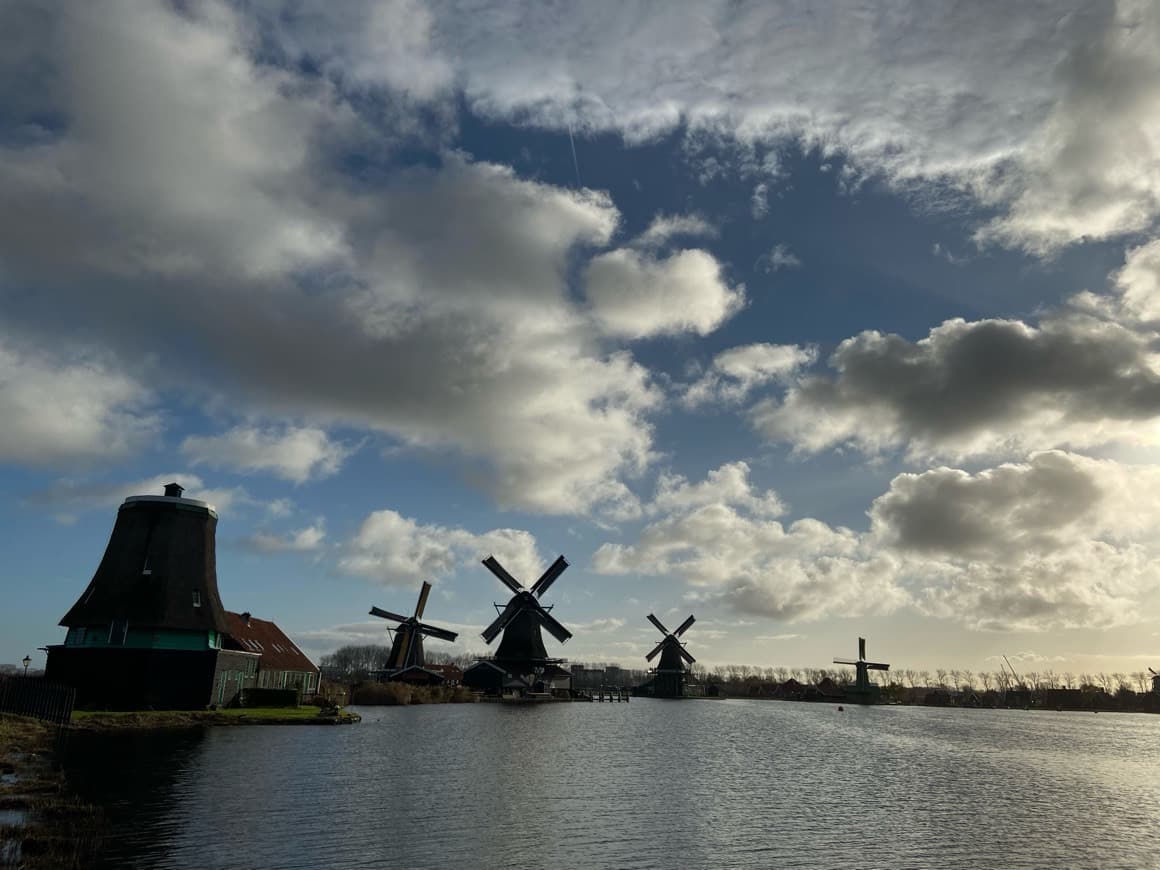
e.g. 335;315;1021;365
22;655;31;676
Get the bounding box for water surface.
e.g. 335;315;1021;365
63;701;1160;869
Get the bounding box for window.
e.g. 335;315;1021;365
108;620;127;645
141;558;151;576
192;591;201;608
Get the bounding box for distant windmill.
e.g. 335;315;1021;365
1150;667;1159;694
645;612;696;698
369;581;458;674
833;636;889;702
480;555;572;666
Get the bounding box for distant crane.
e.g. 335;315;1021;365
1002;655;1023;688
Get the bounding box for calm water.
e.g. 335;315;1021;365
62;700;1160;869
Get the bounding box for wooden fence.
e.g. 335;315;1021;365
0;674;75;726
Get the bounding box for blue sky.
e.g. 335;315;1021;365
3;1;1160;680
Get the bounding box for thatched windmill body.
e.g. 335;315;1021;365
369;581;458;678
645;613;696;698
834;636;889;703
463;555;572;694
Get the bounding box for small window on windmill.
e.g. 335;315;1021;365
142;558;151;576
192;591;202;608
108;619;127;645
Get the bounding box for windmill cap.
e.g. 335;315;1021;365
121;483;218;518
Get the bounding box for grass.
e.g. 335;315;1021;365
69;706;360;730
0;714;101;869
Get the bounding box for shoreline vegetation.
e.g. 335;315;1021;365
0;715;100;869
69;705;361;731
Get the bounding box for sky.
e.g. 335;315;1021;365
3;0;1160;680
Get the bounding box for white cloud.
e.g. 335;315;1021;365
650;462;785;518
339;508;545;588
0;2;662;517
634;213;716;249
585;248;745;339
181;426;354;483
243;522;327;553
757;243;801;273
754;306;1160;461
750;182;769;220
360;1;1160;252
684;343;816;408
596;452;1160;632
31;472;252;516
0;337;160;465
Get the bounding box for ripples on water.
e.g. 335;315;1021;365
62;701;1160;869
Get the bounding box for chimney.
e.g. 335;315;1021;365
164;482;185;498
242;611;252;626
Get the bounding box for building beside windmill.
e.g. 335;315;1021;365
45;483;319;709
461;555;575;697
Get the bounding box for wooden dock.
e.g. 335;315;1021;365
593;685;630;702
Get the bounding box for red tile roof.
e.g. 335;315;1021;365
223;611;318;675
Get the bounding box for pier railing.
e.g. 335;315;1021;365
0;674;75;726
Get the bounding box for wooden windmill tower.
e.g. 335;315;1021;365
369;580;458;679
463;555;572;695
645;613;696;698
833;636;889;703
46;482;231;708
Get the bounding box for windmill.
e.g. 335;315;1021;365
833;636;889;702
644;613;696;698
462;555;572;695
369;580;458;678
1150;667;1159;695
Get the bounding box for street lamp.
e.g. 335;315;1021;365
22;655;30;676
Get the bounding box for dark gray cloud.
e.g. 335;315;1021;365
754;309;1160;459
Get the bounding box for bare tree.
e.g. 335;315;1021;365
979;672;993;692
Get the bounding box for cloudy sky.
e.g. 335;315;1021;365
4;0;1160;678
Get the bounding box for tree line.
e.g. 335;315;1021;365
319;644;1156;697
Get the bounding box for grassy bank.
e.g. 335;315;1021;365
69;706;361;731
0;714;101;869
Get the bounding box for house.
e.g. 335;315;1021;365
222;611;320;704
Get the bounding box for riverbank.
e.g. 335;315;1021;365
69;706;361;731
0;714;100;869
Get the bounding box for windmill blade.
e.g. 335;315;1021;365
532;602;573;644
1150;667;1158;676
530;555;569;597
678;646;696;664
858;637;866;661
833;658;859;666
481;600;523;644
865;662;890;670
369;606;410;624
482;556;524;594
414;581;432;619
647;613;670;635
416;621;458;643
645;640;666;662
673;614;696;637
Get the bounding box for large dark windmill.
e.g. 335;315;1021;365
833;636;889;703
369;580;458;678
462;555;572;695
644;613;696;698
